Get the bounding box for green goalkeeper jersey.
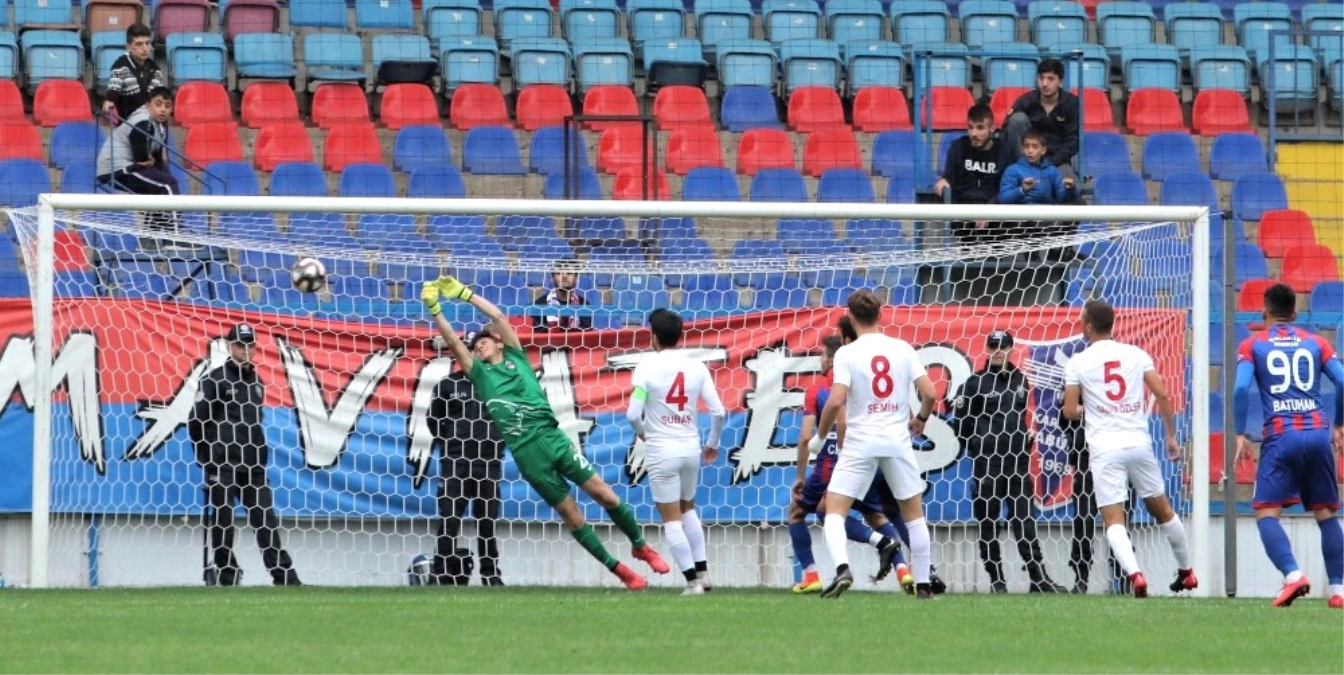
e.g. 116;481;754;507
465;344;558;449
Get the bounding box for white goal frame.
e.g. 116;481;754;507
28;194;1212;592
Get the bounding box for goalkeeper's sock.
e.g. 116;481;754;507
1105;524;1142;576
788;521;816;570
1257;517;1300;578
888;511;910;547
681;508;707;566
663;520;695;580
606;502;646;548
823;513;849;568
1318;517;1343;586
1159;516;1191;569
907;517;932;584
843;516;875;544
571;524;618;570
877;523;908;566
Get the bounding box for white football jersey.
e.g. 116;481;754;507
1063;339;1156;455
630;350;725;459
832;333;927;456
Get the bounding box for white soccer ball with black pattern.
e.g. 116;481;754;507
291;257;327;293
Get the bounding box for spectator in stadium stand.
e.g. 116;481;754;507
188;324;302;587
934;103;1015;243
427;331;506;586
998;130;1079;207
533;259;592;331
1001;59;1080;181
94;86;182;234
102;23;166;124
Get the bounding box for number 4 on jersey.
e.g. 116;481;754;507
666;372;688;411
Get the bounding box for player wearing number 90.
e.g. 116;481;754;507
422;276;670;590
1233;283;1344;609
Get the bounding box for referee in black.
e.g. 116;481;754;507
954;330;1065;593
188;323;301;586
426;332;505;586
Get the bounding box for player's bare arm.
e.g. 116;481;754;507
422;282;475;373
1062;384;1082;420
1142;369;1181;461
810;383;849;453
462;286;521;350
700;368;726;463
910;374;936;436
797;413;816;484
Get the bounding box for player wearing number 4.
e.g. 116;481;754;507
1063;301;1197;598
626;309;727;595
422;276;670;590
1232;283;1344;609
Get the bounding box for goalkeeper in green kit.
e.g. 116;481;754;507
422;276;670;590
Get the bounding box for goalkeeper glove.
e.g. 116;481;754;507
435;276;475;302
421;282;442;317
807;433;824;453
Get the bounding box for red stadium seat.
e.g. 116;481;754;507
253;123;315;171
53;230;91;272
852;87;912;132
787;86;846;133
582;85;639;131
1236;279;1278;311
1082;88;1116;132
922;87;975;130
653;86;713;131
516;84;573;131
1258;209;1317;259
1280;244;1341;293
449;83;510;130
0;80;24;122
310;83;371;130
1202;433;1256;485
613;167;671;200
241;82;300;128
990;87;1030;125
33;80;92;127
596;126;654;174
1127;89;1185;136
184;122;244;167
736;128;795;176
174;82;233;128
1192;90;1252;136
802;128;862;177
221;0;280;43
0;122;44;161
380;83;439;130
323;123;383;172
665;126;724;175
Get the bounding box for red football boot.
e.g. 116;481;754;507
1271;576;1311;607
632;545;670;574
613;563;647;591
1327;594;1342;609
1131;572;1148;598
1169;568;1199;593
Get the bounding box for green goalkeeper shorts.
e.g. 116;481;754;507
512;429;597;507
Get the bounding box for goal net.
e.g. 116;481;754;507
7;195;1211;593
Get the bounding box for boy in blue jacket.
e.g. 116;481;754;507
999;131;1078;205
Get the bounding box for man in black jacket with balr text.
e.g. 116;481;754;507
935;104;1016;243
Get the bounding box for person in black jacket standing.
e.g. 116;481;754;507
427;332;506;586
189;323;301;586
954;330;1065;593
1002;59;1081;181
935;104;1016;244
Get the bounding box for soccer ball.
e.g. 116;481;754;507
291;257;327;293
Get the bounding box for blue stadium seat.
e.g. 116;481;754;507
1211;241;1269;290
409;165;467;198
1093;277;1163;308
1123;43;1182;92
730;239;788;287
1096;2;1157;54
763;0;822;45
1079;131;1132;177
908;42;971;88
749;168;808;202
627;0;686;51
1258;44;1319;112
695;0;753;62
269;161;329;196
1308;281;1344;329
0;158;49;206
529;126;589;176
393;125;452;173
1302;3;1344;57
339;163;396;198
1231;173;1289;222
203;161;261;196
17;0;73;26
1159;172;1220;212
425;0;481;41
575;216;626;241
777;218;844;256
288;213;360;251
1164;2;1224;57
886;174;916;202
588;241;647;286
511;37;571;89
494;0;554;52
682;167;742;201
936;130;966;175
48;121;102;170
721;86;783;131
1057;42;1110;90
54;271;102;298
818;271;878;305
677;272;738;308
982;42;1040;92
1209;133;1268;181
166;32;227;84
641;217;697;242
643;37;708;88
718;39;778;89
463;126;526;174
574;37;634;91
827;0;885;47
113;262;175;300
440;36;499;90
59;162;99;194
304;33;367;84
92;31;122;93
425;214;486;246
372;34;435;78
329;274;395;300
290;0;349;29
561;0;620;41
753;276;810;309
960;0;1019;49
780;39;842;93
1235;1;1294;62
234;33;298;82
612;274;670;311
0;32;14;81
1092;172;1149;206
845;218;911;252
218;212;280;241
358;214;433;253
356;0;414;30
891;0;951;45
543;168;603;199
1141;132;1200;181
22;30;83;89
818;168;876;203
871;129;936;186
1189;45;1251;93
846;41;905;91
1027;0;1087;49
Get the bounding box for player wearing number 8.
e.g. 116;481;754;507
1232;283;1344;608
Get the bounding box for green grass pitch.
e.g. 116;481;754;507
1;587;1340;673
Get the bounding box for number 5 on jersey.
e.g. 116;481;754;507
1104;361;1127;401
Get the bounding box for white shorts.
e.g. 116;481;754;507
648;455;699;504
828;450;924;502
1091;446;1167;508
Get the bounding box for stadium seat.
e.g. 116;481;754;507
753;276;810;309
1308;281;1344;329
543;167;603;199
511;37;571;89
1126;89;1185;135
641;217;697;241
1258;44;1320;113
737;128;796;176
1092;172;1149;206
1209;133;1268;182
827;0;884;47
202;160;260;196
356;0;414;30
787;86;846;132
627;0;686;51
665;127;725;175
818;168;875;203
561;0;620;41
33;79;90;127
529;125;588;175
1159;173;1219;212
494;0;554;53
597;126;655;175
304;33;368;86
571;38;633;92
653;86;713;131
982;42;1041;94
1192;90;1252;136
1191;46;1251;94
1258;210;1316;259
16;0;76;28
988;86;1030;125
870;129;935;186
448;83;511;130
290;0;348;29
311;83;371;130
57;162;100;195
515;85;573;132
1029;0;1087;47
184;122;243;167
323;123;382;172
154;0;211;41
643;38;708;91
1235;1;1293;62
611;274;670;311
165;31;227;85
0;80;21;121
1081;88;1117;132
720;86;783;132
749;168;808;202
1236;278;1279;312
463;126;526;174
269;162;329;197
1232;173;1289;222
339;163;397;198
221;0;280;43
372;33;435;86
174;82;232;128
1164;2;1223;57
802;128;862;177
581;85;639;131
1097;1;1157;52
1079;131;1131;177
253;123;314;171
780;39;841;94
613;167;671;200
0;122;43;162
886;174;916;203
682;167;741;201
0;158;50;207
696;0;753;62
960;0;1019;49
1058;42;1111;90
379;84;439;130
391;125;452;173
48;121;103;170
409;165;467;198
777;217;839;255
852;87;913;133
1303;4;1344;56
1141;132;1200;181
1211;241;1270;290
845;40;904;93
762;0;821;45
241;82;299;128
922;87;977;130
1281;245;1341;293
84;0;144;38
1122;43;1181;92
892;0;950;44
439;36;498;92
729;239;789;287
424;1;481;42
718;38;777;89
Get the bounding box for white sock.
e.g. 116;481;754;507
681;508;707;565
868;531;885;547
907;517;931;584
1105;524;1141;576
804;563;818;574
1286;570;1305;584
1160;517;1192;569
1329;584;1343;597
663;520;694;575
823;513;850;568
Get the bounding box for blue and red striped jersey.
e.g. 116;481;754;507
804;372;839;481
1237;324;1340;438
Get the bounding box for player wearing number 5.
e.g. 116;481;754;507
1063;301;1197;598
1233;283;1344;608
626;309;727;595
422;276;670;590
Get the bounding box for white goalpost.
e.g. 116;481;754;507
10;194;1210;594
